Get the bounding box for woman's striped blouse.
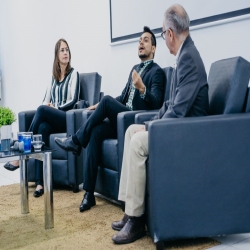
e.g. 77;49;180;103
43;68;80;111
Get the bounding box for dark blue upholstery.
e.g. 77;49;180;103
18;72;102;192
147;114;250;242
101;139;118;171
83;67;173;200
140;57;250;245
208;57;250;115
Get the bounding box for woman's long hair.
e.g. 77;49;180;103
53;39;71;82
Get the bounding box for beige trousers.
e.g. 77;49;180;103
118;124;149;216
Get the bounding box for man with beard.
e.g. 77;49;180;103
55;26;165;212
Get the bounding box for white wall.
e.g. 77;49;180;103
111;0;250;39
0;0;250;132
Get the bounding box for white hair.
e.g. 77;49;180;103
164;4;190;38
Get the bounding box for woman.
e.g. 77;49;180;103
4;38;80;198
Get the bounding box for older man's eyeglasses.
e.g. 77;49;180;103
60;48;70;53
161;31;166;40
161;28;172;40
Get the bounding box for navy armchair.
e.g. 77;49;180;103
18;72;102;192
136;57;250;249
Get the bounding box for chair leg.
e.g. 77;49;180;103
156;241;164;250
73;185;79;193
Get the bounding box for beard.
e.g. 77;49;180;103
138;52;151;59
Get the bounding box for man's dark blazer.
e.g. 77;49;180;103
152;35;209;120
115;62;165;110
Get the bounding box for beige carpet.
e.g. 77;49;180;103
0;184;220;250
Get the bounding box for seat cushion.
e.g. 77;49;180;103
101;139;118;171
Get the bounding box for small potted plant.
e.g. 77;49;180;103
0;107;16;151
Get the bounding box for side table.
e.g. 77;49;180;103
0;147;54;229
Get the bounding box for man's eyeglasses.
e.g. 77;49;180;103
161;31;166;40
161;28;172;40
60;48;70;53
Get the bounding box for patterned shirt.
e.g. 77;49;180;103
43;68;80;111
126;60;153;110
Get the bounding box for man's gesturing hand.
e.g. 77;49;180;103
132;69;145;94
87;102;99;110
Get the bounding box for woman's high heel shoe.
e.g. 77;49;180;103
4;162;19;171
33;188;44;198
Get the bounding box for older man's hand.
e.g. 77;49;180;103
132;70;145;94
134;125;146;133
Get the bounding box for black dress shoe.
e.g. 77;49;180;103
79;192;96;212
112;213;129;231
112;216;146;244
4;162;19;171
33;188;44;198
54;136;81;156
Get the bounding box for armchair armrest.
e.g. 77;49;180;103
147;113;250;241
117;110;146;175
18;110;36;132
135;111;158;124
81;109;94;124
66;109;89;136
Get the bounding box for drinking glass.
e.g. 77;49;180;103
17;132;33;142
33;134;43;151
23;134;32;153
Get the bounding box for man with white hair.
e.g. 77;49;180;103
112;4;209;244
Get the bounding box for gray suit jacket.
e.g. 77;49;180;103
151;35;209;122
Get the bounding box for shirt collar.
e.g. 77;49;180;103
141;59;153;67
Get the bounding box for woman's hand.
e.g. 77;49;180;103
87;102;99;110
47;103;55;108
